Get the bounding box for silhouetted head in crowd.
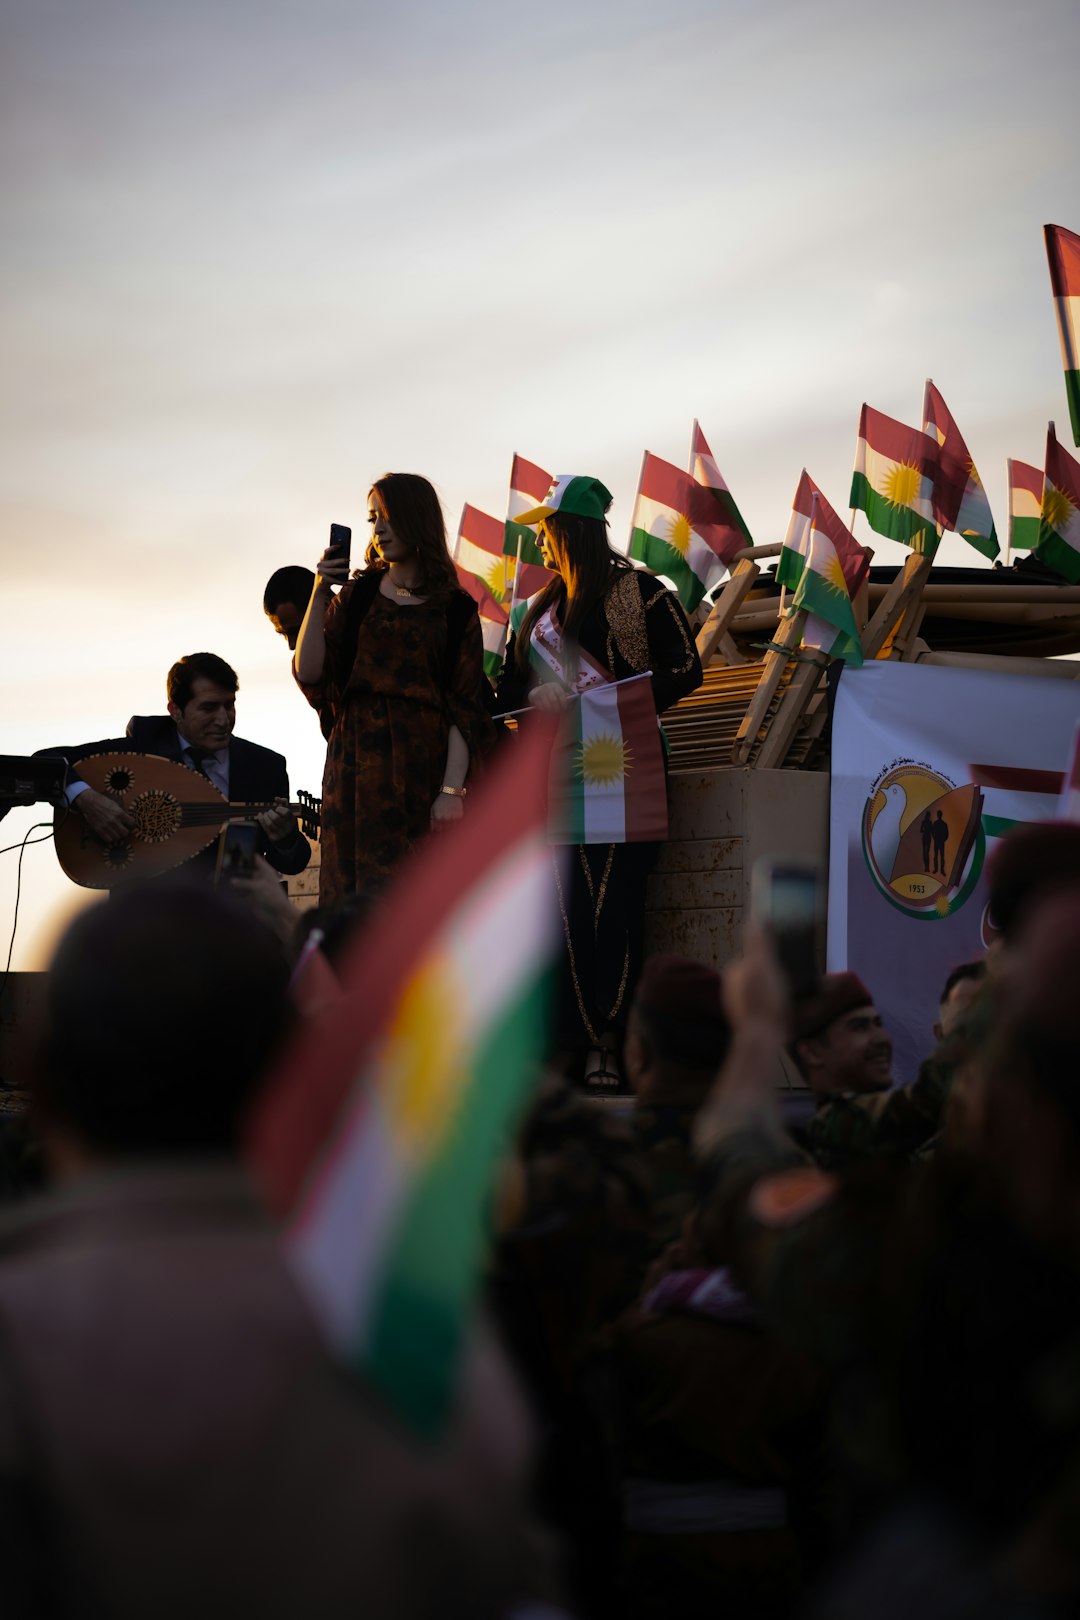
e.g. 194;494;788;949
790;972;893;1095
623;954;731;1106
985;821;1080;947
36;880;294;1166
263;566;316;651
933;959;986;1043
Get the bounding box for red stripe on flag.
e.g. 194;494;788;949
1047;424;1080;506
455;563;508;623
1009;459;1043;499
1045;223;1080;299
968;764;1064;794
247;716;558;1212
924;382;972;529
515;560;554;598
510;453;551;500
460;503;505;556
859;404;937;473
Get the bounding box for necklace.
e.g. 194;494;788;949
389;573;418;597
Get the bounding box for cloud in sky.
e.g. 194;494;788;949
1;0;1078;962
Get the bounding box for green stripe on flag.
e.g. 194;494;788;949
960;527;1000;561
628;528;705;610
504;519;545;566
364;969;553;1438
776;547;806;591
1068;370;1080;448
482;648;503;678
849;472;940;556
1010;516;1040;550
1035;528;1080;583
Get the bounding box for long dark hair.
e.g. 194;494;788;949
514;511;629;671
364;472;457;599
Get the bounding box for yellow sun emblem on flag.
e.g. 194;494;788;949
379;955;467;1160
880;462;922;508
484;559;509;601
576;731;631;786
665;513;693;557
821;553;848;595
1042;486;1075;531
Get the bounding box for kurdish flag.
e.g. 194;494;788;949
850;404;940;557
688;420;753;548
629;451;746;611
549;675;667;845
922;381;999;560
1035;423;1080;584
783;494;864;666
1007;458;1043;551
454;562;509;678
1045;224;1080;446
247;718;560;1438
505;454;557;598
455;503;513;604
778;470;870;596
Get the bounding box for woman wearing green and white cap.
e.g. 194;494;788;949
498;474;702;1089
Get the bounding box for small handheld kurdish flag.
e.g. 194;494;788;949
1035;423;1080;583
688;420;753;548
246;717;561;1439
784;494;864;666
1007;459;1043;551
455;503;514;604
548;674;667;845
778;470;870;597
1044;224;1080;446
850;404;940;557
505;453;558;599
454;562;509;679
922;381;999;560
629;451;745;612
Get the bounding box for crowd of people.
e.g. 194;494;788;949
5;470;1080;1616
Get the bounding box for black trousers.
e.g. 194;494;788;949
552;840;658;1057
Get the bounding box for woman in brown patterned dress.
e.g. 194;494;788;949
496;475;702;1089
293;473;495;906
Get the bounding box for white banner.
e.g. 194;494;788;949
828;662;1080;1083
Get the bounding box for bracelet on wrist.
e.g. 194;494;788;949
439;784;467;799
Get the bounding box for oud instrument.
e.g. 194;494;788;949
54;752;320;889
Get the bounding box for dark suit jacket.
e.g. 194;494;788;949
47;715;311;876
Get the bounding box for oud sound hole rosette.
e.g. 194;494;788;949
103;766;134;794
130;789;182;844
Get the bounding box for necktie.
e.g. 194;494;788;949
186;747;213;778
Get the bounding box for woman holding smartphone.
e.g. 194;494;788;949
293;472;494;905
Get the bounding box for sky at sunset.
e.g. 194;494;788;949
2;0;1078;967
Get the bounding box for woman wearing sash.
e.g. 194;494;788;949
498;475;702;1089
293;473;495;906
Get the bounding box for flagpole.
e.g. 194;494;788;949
493;670;653;721
507;527;525;619
1005;458;1013;569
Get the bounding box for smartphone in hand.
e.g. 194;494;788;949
750;858;823;999
327;523;351;568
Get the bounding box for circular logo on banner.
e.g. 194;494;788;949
862;760;985;920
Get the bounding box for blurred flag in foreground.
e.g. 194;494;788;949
922;381;999;560
505;453;557;599
630;450;746;611
247;718;560;1438
1035;423;1080;583
1060;722;1080;823
1045;223;1080;446
778;472;868;665
850;404;939;557
1007;458;1043;552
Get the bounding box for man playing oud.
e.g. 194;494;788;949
52;652;310;878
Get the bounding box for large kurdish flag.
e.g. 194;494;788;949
688;420;753;546
922;380;999;560
851;404;940;556
1007;458;1043;551
1035;423;1080;583
505;453;557;598
549;676;667;845
1045;224;1080;447
454;562;509;678
455;503;514;603
630;450;745;611
247;719;560;1438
